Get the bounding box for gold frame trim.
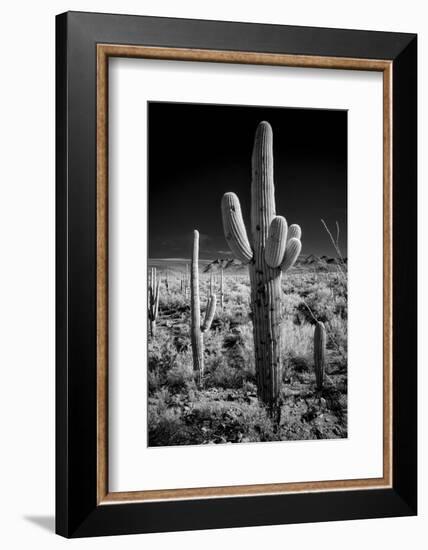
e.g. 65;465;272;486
96;44;393;504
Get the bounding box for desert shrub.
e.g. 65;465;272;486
148;387;200;446
148;407;190;446
226;281;251;305
191;398;227;420
326;315;347;362
148;330;194;393
187;393;277;443
148;331;178;390
232;323;256;378
210;313;231;335
149;387;172;416
204;357;245;389
241;404;277;442
213;303;249;331
287;355;312;374
281;291;302;319
242;380;257;394
148;329;178;368
281;319;313;359
285;272;318;295
148;368;162;393
331;293;347;318
204;322;256;389
204;326;226;357
296;282;347;324
166;356;195;392
149;391;277;447
159;290;188;313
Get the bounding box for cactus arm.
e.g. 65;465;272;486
265;215;288;268
314;321;326;390
281;237;302;272
221;192;253;263
288;224;302;241
201;294;216;333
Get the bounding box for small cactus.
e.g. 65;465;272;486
164;270;169;293
148;267;160;336
181;264;190;297
221;121;302;413
191;230;216;387
314;321;326;390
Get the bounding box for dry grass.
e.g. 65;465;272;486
147;264;347;446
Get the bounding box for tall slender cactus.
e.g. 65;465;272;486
220;267;224;309
185;263;190;298
148;267;160;336
314;321;326;390
191;230;216;387
221;121;302;414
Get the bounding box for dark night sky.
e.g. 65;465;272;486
148;102;347;259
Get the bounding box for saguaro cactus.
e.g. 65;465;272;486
221;121;302;413
314;321;326;390
185;263;190;298
148;267;160;336
191;230;216;386
220;267;224;309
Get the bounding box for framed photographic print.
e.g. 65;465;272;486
56;11;417;538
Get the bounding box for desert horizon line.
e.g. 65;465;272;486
147;253;347;261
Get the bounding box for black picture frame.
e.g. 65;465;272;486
56;11;417;538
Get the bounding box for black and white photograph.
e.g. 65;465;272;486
147;102;348;446
0;1;420;545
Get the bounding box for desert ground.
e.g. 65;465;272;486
147;256;347;446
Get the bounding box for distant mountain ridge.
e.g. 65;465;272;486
201;254;347;273
203;258;242;273
298;254;347;267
